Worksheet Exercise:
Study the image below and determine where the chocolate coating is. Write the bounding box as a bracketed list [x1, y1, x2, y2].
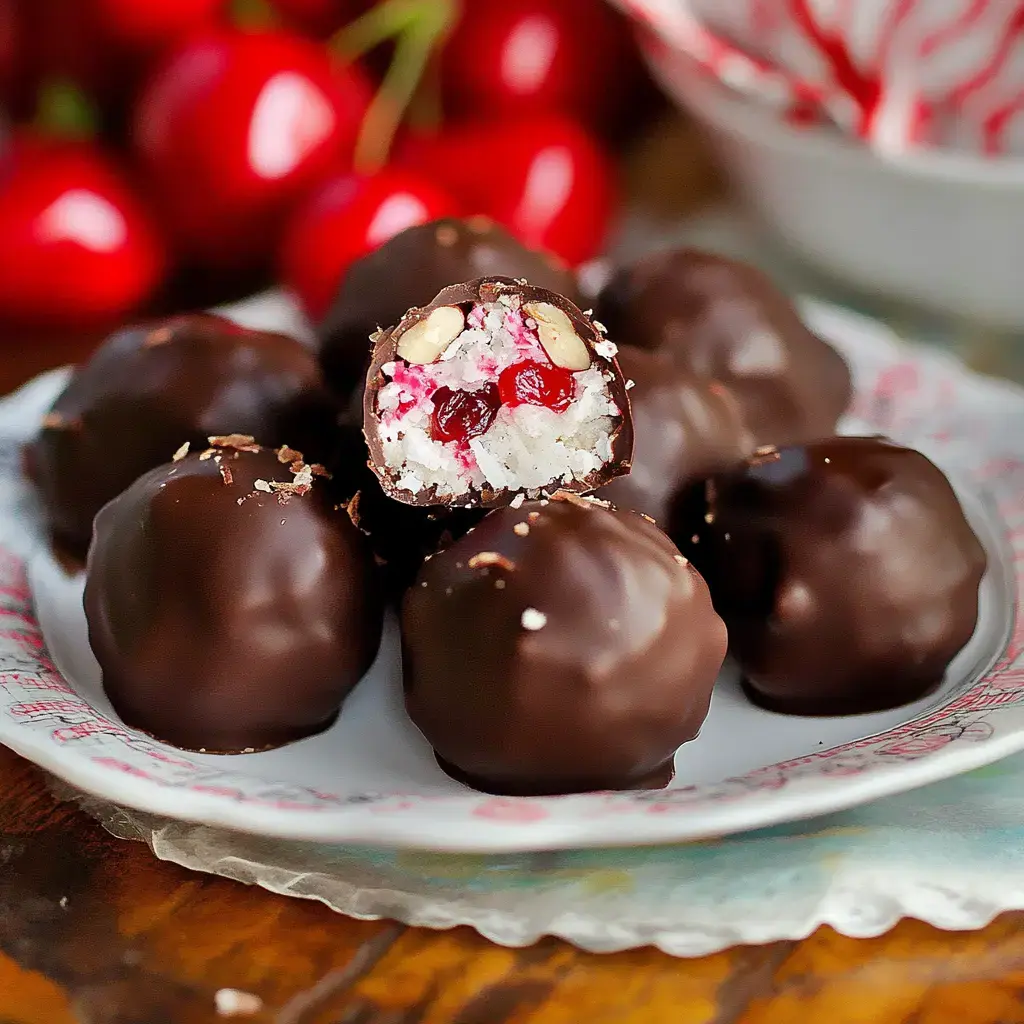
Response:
[682, 437, 987, 716]
[403, 494, 728, 795]
[85, 443, 384, 752]
[28, 313, 336, 561]
[597, 345, 754, 524]
[364, 276, 633, 508]
[318, 217, 580, 403]
[595, 249, 852, 447]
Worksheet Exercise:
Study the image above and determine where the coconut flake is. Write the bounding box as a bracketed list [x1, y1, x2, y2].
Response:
[521, 608, 547, 631]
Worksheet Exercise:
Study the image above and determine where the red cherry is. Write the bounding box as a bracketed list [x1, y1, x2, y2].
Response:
[398, 115, 615, 266]
[498, 360, 574, 412]
[441, 0, 643, 132]
[133, 30, 373, 271]
[281, 168, 458, 320]
[89, 0, 225, 51]
[267, 0, 370, 38]
[430, 384, 501, 444]
[0, 138, 166, 329]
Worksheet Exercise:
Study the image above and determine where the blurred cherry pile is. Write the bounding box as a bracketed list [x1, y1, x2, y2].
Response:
[0, 0, 655, 334]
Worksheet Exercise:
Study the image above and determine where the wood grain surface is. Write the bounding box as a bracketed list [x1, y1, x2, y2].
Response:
[3, 746, 1024, 1024]
[3, 115, 1024, 1024]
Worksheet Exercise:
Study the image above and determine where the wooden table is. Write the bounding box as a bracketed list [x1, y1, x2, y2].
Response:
[5, 120, 1024, 1024]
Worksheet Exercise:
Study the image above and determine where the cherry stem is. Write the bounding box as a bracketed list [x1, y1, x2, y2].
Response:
[34, 79, 98, 141]
[334, 0, 458, 173]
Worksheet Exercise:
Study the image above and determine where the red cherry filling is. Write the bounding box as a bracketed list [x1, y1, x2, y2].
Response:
[498, 361, 575, 411]
[430, 384, 501, 443]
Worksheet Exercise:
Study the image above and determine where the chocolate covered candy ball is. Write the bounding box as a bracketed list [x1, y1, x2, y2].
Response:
[403, 493, 728, 795]
[29, 313, 335, 560]
[85, 440, 384, 752]
[683, 437, 987, 716]
[595, 249, 851, 447]
[597, 345, 754, 524]
[364, 277, 633, 509]
[318, 217, 580, 404]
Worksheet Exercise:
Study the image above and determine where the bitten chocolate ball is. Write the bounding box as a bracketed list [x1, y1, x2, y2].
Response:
[318, 217, 580, 404]
[85, 440, 384, 753]
[28, 313, 335, 561]
[682, 437, 987, 716]
[364, 277, 633, 509]
[595, 249, 852, 447]
[597, 345, 754, 524]
[403, 493, 728, 795]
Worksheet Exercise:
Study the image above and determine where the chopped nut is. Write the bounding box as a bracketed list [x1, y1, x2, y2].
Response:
[40, 412, 78, 431]
[209, 434, 260, 453]
[673, 554, 689, 566]
[509, 493, 525, 509]
[549, 490, 595, 510]
[625, 379, 636, 391]
[214, 988, 264, 1018]
[199, 448, 216, 461]
[276, 445, 304, 465]
[592, 319, 609, 335]
[396, 305, 466, 365]
[468, 552, 516, 572]
[219, 464, 234, 485]
[593, 338, 617, 359]
[523, 301, 590, 370]
[513, 523, 529, 536]
[253, 479, 272, 493]
[435, 223, 459, 247]
[521, 608, 547, 631]
[172, 442, 190, 462]
[528, 511, 540, 521]
[310, 463, 331, 478]
[494, 579, 506, 589]
[143, 326, 173, 347]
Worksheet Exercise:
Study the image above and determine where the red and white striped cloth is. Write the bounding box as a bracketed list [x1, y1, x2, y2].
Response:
[619, 0, 1024, 156]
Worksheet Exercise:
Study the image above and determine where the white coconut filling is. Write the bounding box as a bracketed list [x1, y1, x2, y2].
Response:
[376, 300, 620, 498]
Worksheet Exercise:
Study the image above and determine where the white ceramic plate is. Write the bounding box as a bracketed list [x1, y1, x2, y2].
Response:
[1, 293, 1022, 853]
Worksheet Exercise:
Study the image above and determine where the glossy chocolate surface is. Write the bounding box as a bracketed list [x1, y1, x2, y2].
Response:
[403, 493, 728, 795]
[318, 217, 580, 404]
[595, 249, 852, 447]
[85, 441, 384, 753]
[364, 276, 633, 508]
[597, 345, 754, 524]
[29, 313, 335, 561]
[681, 437, 987, 716]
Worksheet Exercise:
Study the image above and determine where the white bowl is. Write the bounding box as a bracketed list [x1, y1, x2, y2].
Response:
[645, 49, 1024, 329]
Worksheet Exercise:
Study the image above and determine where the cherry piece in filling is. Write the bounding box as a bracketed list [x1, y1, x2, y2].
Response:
[498, 361, 575, 412]
[430, 384, 501, 443]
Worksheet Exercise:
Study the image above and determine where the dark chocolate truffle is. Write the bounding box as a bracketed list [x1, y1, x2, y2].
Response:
[595, 249, 852, 447]
[597, 345, 754, 524]
[318, 217, 580, 404]
[403, 493, 728, 795]
[29, 313, 336, 561]
[364, 277, 633, 508]
[85, 439, 384, 752]
[682, 437, 987, 716]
